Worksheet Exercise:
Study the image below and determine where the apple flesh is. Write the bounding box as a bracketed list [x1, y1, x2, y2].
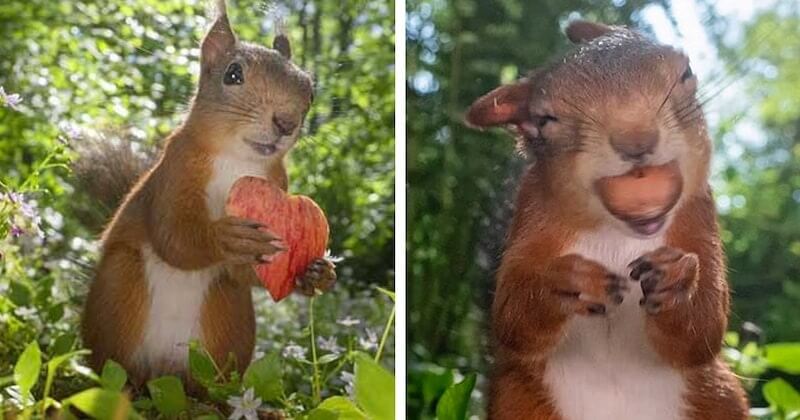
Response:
[225, 176, 329, 301]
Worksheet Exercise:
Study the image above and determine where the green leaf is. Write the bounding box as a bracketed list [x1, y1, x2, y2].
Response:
[146, 376, 188, 418]
[44, 350, 91, 402]
[100, 360, 128, 392]
[50, 333, 77, 356]
[763, 378, 800, 413]
[318, 353, 343, 365]
[307, 408, 338, 420]
[66, 387, 139, 420]
[243, 351, 283, 402]
[374, 286, 395, 301]
[132, 398, 153, 411]
[317, 396, 367, 420]
[189, 342, 217, 385]
[765, 343, 800, 374]
[14, 340, 42, 403]
[435, 373, 476, 420]
[354, 353, 394, 420]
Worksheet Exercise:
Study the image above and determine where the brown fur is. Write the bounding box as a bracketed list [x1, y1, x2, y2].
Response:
[469, 20, 747, 419]
[81, 1, 334, 387]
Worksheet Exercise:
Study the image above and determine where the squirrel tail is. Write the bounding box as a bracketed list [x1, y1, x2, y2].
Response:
[72, 135, 156, 228]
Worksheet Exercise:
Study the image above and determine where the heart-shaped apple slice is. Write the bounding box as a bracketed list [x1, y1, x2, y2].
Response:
[225, 176, 329, 301]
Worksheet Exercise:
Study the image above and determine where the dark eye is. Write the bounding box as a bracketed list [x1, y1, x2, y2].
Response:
[680, 65, 694, 82]
[223, 63, 244, 85]
[537, 115, 558, 128]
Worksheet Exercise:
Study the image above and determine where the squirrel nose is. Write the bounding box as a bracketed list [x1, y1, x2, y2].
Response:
[611, 130, 658, 161]
[273, 115, 298, 137]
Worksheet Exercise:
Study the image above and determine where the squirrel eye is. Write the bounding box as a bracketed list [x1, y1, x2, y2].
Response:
[680, 65, 694, 82]
[223, 63, 244, 85]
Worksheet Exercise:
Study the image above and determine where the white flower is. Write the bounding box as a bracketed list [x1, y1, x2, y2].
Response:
[336, 316, 361, 327]
[317, 336, 344, 355]
[0, 86, 22, 110]
[340, 371, 355, 397]
[282, 341, 307, 361]
[324, 249, 344, 263]
[227, 388, 262, 420]
[59, 121, 83, 140]
[359, 328, 378, 351]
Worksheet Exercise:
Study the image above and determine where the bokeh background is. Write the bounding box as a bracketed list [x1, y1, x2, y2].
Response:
[0, 0, 394, 418]
[407, 0, 800, 417]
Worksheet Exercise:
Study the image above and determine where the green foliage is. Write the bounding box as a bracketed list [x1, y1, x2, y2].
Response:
[146, 376, 188, 418]
[14, 341, 41, 405]
[242, 351, 283, 403]
[726, 332, 800, 419]
[65, 388, 138, 420]
[354, 353, 395, 420]
[435, 373, 475, 420]
[99, 360, 127, 393]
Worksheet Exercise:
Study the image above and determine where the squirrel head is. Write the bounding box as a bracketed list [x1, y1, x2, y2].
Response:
[189, 0, 313, 162]
[466, 21, 710, 237]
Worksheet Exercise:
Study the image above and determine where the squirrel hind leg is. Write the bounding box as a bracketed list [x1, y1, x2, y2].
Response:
[82, 244, 150, 383]
[200, 273, 256, 374]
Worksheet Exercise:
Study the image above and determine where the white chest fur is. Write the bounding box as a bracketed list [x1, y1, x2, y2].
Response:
[542, 226, 687, 420]
[134, 153, 267, 375]
[134, 246, 216, 375]
[204, 153, 269, 220]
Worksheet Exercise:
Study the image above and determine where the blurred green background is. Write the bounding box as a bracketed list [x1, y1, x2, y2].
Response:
[407, 0, 800, 417]
[0, 0, 394, 417]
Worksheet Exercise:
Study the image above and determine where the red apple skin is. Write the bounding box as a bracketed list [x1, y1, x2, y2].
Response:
[225, 176, 329, 301]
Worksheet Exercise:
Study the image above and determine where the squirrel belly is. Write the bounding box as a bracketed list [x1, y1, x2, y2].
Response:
[81, 146, 273, 384]
[542, 226, 685, 420]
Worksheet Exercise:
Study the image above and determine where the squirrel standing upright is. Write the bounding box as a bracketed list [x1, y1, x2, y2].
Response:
[81, 1, 335, 386]
[466, 21, 748, 420]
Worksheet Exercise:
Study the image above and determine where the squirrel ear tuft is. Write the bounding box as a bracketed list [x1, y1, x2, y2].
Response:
[465, 79, 532, 129]
[565, 20, 614, 44]
[273, 34, 291, 59]
[201, 2, 237, 66]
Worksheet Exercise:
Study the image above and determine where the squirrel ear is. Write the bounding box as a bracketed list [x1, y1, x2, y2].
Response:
[565, 20, 614, 43]
[273, 34, 291, 59]
[201, 2, 237, 66]
[465, 79, 532, 129]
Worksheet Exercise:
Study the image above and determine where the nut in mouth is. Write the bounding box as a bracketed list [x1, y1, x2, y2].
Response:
[594, 160, 683, 237]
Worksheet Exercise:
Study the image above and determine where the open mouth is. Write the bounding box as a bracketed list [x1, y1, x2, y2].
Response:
[245, 139, 279, 156]
[594, 160, 682, 237]
[624, 213, 667, 236]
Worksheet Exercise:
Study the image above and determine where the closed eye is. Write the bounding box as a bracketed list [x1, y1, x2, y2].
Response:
[537, 115, 559, 128]
[680, 65, 694, 83]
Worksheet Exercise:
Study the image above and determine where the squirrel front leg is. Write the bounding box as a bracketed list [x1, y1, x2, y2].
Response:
[493, 251, 628, 359]
[630, 194, 728, 367]
[146, 186, 284, 271]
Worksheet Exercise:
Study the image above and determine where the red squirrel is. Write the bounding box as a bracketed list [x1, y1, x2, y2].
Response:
[81, 1, 336, 386]
[466, 21, 748, 420]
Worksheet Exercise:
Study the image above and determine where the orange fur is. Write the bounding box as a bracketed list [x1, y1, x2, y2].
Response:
[80, 2, 322, 388]
[474, 20, 747, 420]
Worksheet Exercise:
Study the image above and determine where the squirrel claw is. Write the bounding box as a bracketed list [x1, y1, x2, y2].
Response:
[296, 258, 336, 296]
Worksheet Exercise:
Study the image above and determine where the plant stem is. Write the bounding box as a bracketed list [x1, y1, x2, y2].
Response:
[374, 302, 395, 363]
[309, 296, 321, 405]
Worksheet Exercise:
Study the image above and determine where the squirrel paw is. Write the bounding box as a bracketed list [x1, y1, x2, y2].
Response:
[296, 258, 337, 296]
[213, 216, 285, 265]
[550, 254, 629, 316]
[629, 246, 699, 314]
